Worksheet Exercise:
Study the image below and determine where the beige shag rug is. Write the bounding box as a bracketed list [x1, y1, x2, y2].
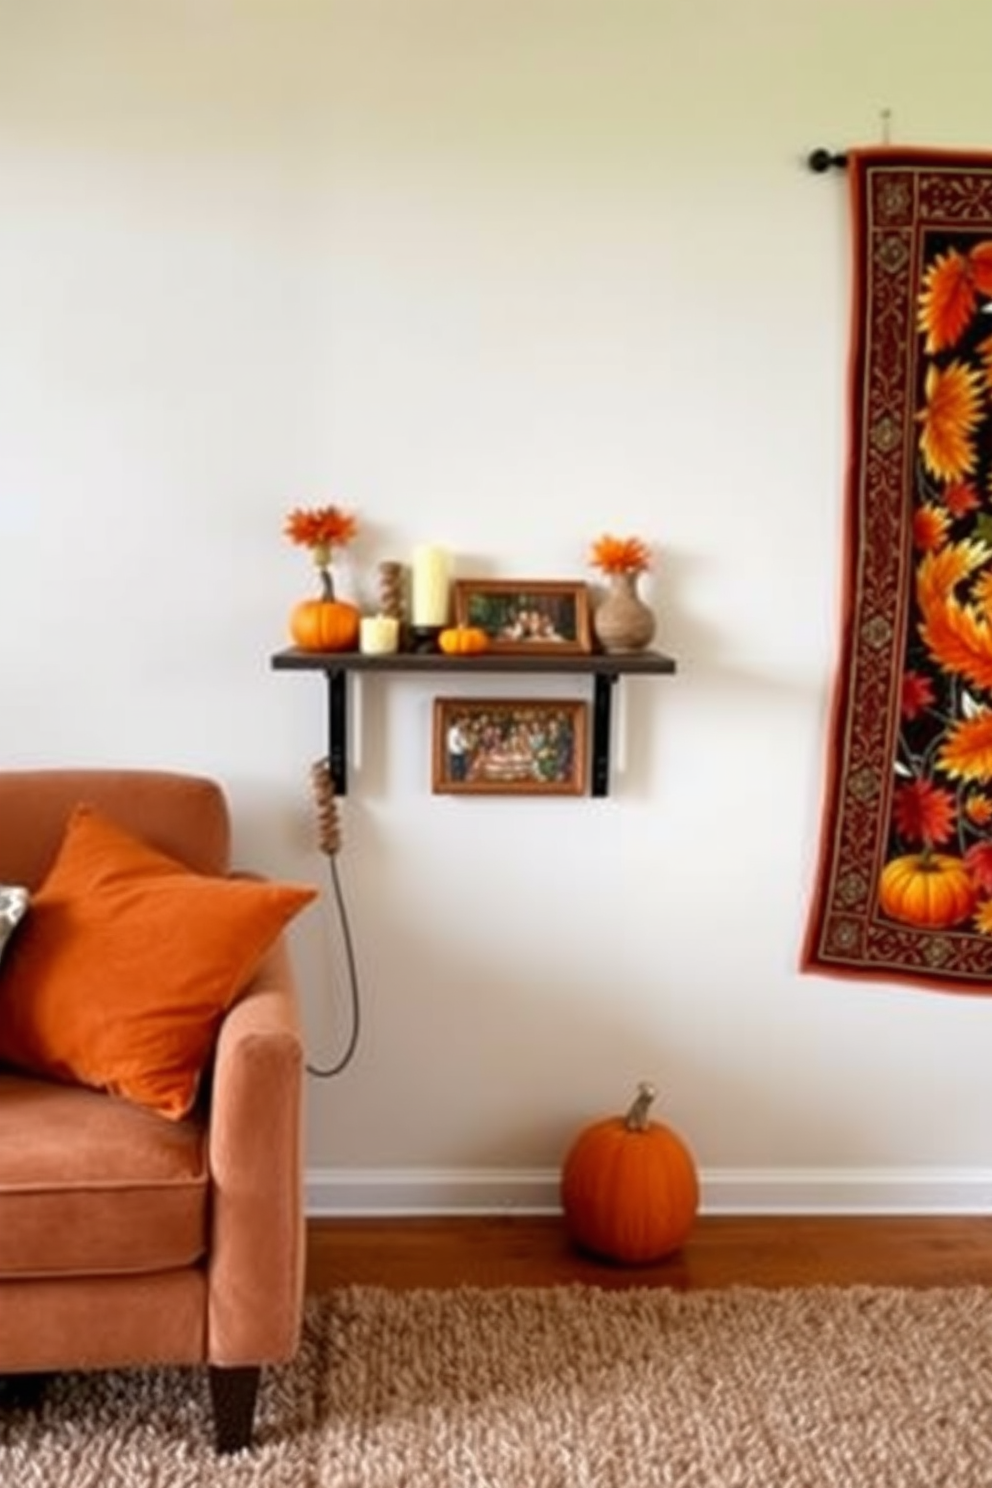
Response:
[3, 1284, 992, 1485]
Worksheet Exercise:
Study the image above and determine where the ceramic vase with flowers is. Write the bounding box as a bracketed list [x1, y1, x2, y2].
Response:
[284, 504, 361, 652]
[589, 534, 656, 653]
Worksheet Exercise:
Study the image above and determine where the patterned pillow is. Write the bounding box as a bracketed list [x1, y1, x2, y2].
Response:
[0, 887, 28, 966]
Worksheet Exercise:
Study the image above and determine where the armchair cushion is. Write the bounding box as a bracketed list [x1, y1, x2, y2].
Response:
[0, 1074, 208, 1278]
[0, 803, 315, 1120]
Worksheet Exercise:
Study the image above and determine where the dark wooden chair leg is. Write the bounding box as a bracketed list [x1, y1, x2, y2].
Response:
[208, 1364, 260, 1453]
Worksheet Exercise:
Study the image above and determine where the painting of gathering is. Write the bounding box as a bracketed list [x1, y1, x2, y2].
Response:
[432, 699, 587, 795]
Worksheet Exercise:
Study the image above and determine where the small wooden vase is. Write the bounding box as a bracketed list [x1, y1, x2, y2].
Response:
[593, 572, 656, 653]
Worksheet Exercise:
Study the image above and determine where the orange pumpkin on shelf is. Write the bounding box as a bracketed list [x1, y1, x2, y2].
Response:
[289, 598, 360, 653]
[560, 1082, 699, 1265]
[878, 851, 976, 929]
[438, 625, 490, 656]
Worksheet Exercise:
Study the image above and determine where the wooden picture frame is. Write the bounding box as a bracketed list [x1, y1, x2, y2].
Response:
[432, 697, 588, 796]
[453, 579, 592, 655]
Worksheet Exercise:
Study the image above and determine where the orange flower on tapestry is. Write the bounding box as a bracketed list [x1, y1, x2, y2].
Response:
[943, 481, 981, 518]
[916, 362, 983, 483]
[965, 793, 992, 826]
[938, 713, 992, 783]
[918, 244, 992, 354]
[891, 779, 956, 847]
[915, 543, 992, 692]
[912, 504, 950, 552]
[900, 670, 935, 721]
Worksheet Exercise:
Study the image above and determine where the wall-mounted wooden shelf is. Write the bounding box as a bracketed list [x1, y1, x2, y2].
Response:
[270, 647, 677, 798]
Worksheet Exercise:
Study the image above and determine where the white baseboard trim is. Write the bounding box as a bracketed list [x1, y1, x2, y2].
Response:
[305, 1166, 992, 1218]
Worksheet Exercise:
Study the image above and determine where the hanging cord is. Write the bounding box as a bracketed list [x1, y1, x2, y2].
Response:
[306, 758, 361, 1077]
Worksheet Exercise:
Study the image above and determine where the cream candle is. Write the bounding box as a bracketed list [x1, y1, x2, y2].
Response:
[359, 615, 400, 655]
[411, 544, 450, 627]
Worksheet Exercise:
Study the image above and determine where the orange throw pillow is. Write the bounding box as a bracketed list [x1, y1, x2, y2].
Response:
[0, 804, 316, 1119]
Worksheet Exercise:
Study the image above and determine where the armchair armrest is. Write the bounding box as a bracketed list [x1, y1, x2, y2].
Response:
[206, 932, 305, 1366]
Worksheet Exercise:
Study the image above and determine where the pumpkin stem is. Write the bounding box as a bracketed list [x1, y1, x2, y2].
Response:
[318, 566, 335, 601]
[624, 1081, 657, 1132]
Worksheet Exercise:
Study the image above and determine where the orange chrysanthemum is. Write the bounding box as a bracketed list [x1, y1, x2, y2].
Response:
[943, 481, 981, 519]
[965, 793, 992, 826]
[916, 361, 983, 484]
[918, 243, 992, 354]
[900, 670, 935, 722]
[973, 898, 992, 935]
[284, 505, 358, 572]
[937, 712, 992, 783]
[284, 505, 357, 550]
[912, 503, 951, 553]
[589, 535, 651, 575]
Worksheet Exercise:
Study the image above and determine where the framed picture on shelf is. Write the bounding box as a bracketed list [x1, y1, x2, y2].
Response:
[453, 579, 592, 655]
[432, 697, 588, 796]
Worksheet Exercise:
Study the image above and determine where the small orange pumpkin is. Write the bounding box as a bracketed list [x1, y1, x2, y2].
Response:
[878, 851, 976, 929]
[561, 1083, 699, 1265]
[438, 625, 490, 656]
[290, 598, 360, 653]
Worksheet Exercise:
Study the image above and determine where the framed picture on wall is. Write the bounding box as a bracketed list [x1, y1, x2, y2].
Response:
[453, 579, 592, 655]
[432, 697, 588, 796]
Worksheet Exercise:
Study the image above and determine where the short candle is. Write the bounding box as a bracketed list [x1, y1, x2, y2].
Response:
[359, 615, 400, 655]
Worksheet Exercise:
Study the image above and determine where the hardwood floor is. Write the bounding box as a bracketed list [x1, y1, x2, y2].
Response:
[306, 1214, 992, 1292]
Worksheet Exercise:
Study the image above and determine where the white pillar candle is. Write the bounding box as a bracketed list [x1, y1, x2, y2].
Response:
[411, 544, 451, 627]
[359, 615, 400, 655]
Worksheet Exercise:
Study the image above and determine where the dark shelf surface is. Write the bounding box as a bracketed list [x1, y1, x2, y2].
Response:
[270, 647, 677, 676]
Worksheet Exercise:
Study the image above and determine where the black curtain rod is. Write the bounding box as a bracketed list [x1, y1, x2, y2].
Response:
[808, 148, 848, 173]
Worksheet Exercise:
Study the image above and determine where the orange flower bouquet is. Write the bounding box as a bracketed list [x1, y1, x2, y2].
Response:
[284, 504, 358, 600]
[587, 533, 655, 653]
[588, 534, 652, 576]
[283, 504, 360, 653]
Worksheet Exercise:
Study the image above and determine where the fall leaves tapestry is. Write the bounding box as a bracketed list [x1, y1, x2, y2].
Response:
[803, 147, 992, 994]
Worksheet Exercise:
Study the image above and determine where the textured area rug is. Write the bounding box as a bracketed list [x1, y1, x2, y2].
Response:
[4, 1285, 992, 1485]
[804, 146, 992, 992]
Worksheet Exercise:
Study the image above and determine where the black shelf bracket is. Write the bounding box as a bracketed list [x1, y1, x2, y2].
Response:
[325, 668, 348, 795]
[591, 672, 618, 798]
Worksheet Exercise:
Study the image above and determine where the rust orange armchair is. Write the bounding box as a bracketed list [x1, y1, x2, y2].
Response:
[0, 769, 308, 1451]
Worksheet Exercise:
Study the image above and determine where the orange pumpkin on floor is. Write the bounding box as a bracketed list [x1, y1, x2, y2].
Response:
[561, 1083, 699, 1265]
[290, 598, 360, 653]
[878, 851, 976, 929]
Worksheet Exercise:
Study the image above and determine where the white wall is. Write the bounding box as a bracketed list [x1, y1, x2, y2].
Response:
[4, 0, 992, 1213]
